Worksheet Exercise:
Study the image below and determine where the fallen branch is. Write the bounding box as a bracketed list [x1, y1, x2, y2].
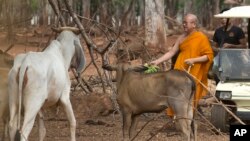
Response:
[4, 44, 14, 53]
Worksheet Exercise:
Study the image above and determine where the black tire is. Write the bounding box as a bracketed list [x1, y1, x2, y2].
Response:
[211, 104, 229, 132]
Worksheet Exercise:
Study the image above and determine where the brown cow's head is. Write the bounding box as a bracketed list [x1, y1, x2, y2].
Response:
[102, 62, 147, 85]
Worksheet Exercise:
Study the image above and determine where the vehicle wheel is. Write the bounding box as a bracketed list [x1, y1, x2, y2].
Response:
[211, 104, 229, 132]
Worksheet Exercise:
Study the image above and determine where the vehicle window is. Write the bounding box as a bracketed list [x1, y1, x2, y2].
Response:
[217, 49, 250, 81]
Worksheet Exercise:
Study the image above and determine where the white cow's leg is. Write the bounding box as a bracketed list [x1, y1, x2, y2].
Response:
[3, 117, 9, 141]
[38, 111, 46, 141]
[8, 72, 19, 141]
[21, 111, 39, 141]
[9, 103, 18, 141]
[9, 114, 18, 141]
[60, 88, 76, 141]
[21, 95, 44, 141]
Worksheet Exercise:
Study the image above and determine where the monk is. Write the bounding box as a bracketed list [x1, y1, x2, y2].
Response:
[151, 13, 214, 117]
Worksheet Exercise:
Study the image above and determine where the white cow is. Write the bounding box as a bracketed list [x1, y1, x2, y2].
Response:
[8, 28, 86, 141]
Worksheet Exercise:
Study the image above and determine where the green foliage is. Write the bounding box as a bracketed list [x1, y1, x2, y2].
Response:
[144, 64, 160, 74]
[30, 0, 38, 12]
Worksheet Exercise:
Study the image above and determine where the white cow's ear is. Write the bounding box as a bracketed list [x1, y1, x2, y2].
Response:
[73, 39, 86, 73]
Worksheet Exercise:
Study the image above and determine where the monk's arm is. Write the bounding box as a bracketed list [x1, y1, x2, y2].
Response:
[151, 48, 178, 65]
[184, 55, 208, 65]
[151, 35, 183, 65]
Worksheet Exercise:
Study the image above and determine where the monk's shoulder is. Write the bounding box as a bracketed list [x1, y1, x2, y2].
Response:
[196, 31, 208, 38]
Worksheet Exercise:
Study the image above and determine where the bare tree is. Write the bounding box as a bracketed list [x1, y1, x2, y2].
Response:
[184, 0, 194, 14]
[119, 0, 136, 33]
[3, 0, 14, 42]
[144, 0, 167, 59]
[82, 0, 90, 26]
[165, 0, 179, 29]
[99, 0, 112, 26]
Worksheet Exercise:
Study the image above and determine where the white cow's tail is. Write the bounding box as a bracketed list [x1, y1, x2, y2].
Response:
[15, 65, 28, 141]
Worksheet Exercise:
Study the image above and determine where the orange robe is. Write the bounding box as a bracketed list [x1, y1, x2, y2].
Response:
[167, 31, 214, 116]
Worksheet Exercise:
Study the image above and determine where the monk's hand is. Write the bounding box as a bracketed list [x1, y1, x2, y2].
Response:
[149, 60, 159, 66]
[184, 59, 194, 66]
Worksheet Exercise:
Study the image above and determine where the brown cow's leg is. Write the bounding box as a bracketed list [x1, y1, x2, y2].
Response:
[176, 118, 191, 141]
[190, 120, 197, 141]
[122, 111, 132, 141]
[129, 115, 140, 139]
[172, 101, 192, 141]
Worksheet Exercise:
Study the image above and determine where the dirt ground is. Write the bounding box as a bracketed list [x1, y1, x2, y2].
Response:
[0, 28, 229, 141]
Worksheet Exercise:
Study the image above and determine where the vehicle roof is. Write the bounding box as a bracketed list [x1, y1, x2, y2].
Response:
[214, 6, 250, 18]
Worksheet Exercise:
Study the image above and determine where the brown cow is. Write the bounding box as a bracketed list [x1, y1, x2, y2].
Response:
[103, 63, 196, 141]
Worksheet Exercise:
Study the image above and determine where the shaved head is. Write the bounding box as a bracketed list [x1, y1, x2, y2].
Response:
[185, 14, 198, 25]
[183, 13, 198, 34]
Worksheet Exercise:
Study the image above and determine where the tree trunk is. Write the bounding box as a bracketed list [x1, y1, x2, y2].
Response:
[37, 0, 49, 26]
[145, 0, 166, 57]
[165, 0, 179, 29]
[120, 0, 136, 33]
[4, 0, 14, 42]
[99, 0, 112, 25]
[213, 0, 220, 29]
[82, 0, 90, 26]
[139, 0, 145, 26]
[184, 0, 194, 14]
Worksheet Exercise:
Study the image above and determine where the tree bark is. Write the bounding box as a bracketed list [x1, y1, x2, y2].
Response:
[165, 0, 179, 29]
[184, 0, 194, 14]
[119, 0, 136, 33]
[145, 0, 166, 55]
[99, 0, 112, 26]
[82, 0, 90, 26]
[4, 0, 14, 42]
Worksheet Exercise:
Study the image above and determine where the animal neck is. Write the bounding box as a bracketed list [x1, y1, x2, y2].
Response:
[116, 70, 134, 89]
[44, 40, 74, 70]
[61, 43, 75, 70]
[56, 31, 77, 70]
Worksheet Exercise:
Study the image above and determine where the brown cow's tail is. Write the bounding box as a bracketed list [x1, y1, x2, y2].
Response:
[15, 65, 28, 141]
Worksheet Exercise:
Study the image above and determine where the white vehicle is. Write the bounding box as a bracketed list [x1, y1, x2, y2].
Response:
[211, 6, 250, 132]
